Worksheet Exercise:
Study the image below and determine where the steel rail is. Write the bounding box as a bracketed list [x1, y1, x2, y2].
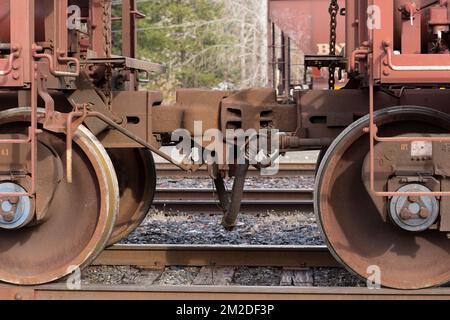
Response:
[156, 163, 317, 178]
[153, 189, 314, 213]
[156, 188, 313, 200]
[2, 284, 450, 300]
[94, 244, 337, 269]
[2, 245, 450, 300]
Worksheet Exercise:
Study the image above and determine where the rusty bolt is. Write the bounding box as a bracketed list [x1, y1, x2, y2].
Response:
[8, 197, 19, 204]
[419, 208, 432, 219]
[383, 70, 390, 76]
[409, 196, 420, 203]
[12, 72, 20, 80]
[114, 116, 124, 125]
[2, 212, 15, 222]
[400, 208, 412, 220]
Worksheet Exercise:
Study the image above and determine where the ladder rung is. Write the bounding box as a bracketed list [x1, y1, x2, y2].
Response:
[0, 138, 30, 144]
[0, 192, 30, 197]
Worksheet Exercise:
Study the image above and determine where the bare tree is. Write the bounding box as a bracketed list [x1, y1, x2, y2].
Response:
[221, 0, 268, 88]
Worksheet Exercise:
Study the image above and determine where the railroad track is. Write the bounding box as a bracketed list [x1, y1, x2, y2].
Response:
[94, 244, 337, 269]
[154, 189, 314, 213]
[2, 284, 450, 300]
[1, 244, 449, 300]
[156, 162, 317, 178]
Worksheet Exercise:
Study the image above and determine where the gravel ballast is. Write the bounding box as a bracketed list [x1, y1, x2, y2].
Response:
[124, 176, 320, 245]
[157, 177, 315, 191]
[81, 175, 365, 287]
[123, 210, 323, 246]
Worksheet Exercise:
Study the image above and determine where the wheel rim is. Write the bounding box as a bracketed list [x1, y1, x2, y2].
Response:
[315, 106, 450, 289]
[0, 108, 119, 285]
[107, 148, 156, 245]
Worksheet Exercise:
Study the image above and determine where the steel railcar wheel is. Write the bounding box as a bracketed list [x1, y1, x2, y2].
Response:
[0, 108, 119, 285]
[315, 106, 450, 289]
[106, 148, 156, 245]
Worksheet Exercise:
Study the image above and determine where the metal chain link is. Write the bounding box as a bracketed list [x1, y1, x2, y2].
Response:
[101, 0, 113, 107]
[101, 0, 112, 58]
[328, 0, 339, 90]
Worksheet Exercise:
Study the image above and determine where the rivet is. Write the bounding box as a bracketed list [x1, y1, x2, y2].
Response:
[12, 61, 20, 70]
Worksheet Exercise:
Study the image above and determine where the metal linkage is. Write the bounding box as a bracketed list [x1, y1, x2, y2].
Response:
[328, 0, 339, 90]
[65, 108, 197, 179]
[33, 46, 80, 78]
[0, 46, 21, 76]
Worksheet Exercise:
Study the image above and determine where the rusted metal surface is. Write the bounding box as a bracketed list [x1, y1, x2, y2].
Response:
[221, 164, 249, 229]
[361, 110, 450, 220]
[106, 148, 156, 246]
[221, 88, 297, 133]
[308, 0, 450, 290]
[268, 0, 346, 90]
[95, 244, 336, 269]
[0, 108, 119, 285]
[156, 162, 317, 178]
[268, 0, 345, 55]
[99, 90, 162, 148]
[316, 107, 450, 290]
[4, 0, 450, 290]
[2, 284, 450, 300]
[153, 188, 314, 214]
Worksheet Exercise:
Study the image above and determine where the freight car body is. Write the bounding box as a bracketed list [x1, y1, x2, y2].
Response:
[0, 0, 450, 290]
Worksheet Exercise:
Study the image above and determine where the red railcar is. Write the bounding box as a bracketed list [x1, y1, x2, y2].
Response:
[0, 0, 449, 289]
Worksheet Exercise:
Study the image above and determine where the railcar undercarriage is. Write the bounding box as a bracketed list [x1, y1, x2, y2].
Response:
[0, 0, 450, 289]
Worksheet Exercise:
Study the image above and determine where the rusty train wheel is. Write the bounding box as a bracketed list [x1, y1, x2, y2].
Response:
[315, 106, 450, 289]
[0, 108, 119, 285]
[106, 148, 156, 246]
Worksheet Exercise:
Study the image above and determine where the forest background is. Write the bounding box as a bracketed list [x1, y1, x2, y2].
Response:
[112, 0, 269, 100]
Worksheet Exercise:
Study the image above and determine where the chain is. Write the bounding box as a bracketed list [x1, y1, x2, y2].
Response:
[328, 0, 339, 90]
[101, 0, 113, 107]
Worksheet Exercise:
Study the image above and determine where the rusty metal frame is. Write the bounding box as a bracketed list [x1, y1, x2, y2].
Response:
[0, 46, 20, 76]
[0, 0, 37, 198]
[90, 0, 109, 57]
[66, 110, 197, 173]
[33, 45, 80, 77]
[0, 64, 39, 198]
[3, 283, 450, 300]
[366, 1, 450, 197]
